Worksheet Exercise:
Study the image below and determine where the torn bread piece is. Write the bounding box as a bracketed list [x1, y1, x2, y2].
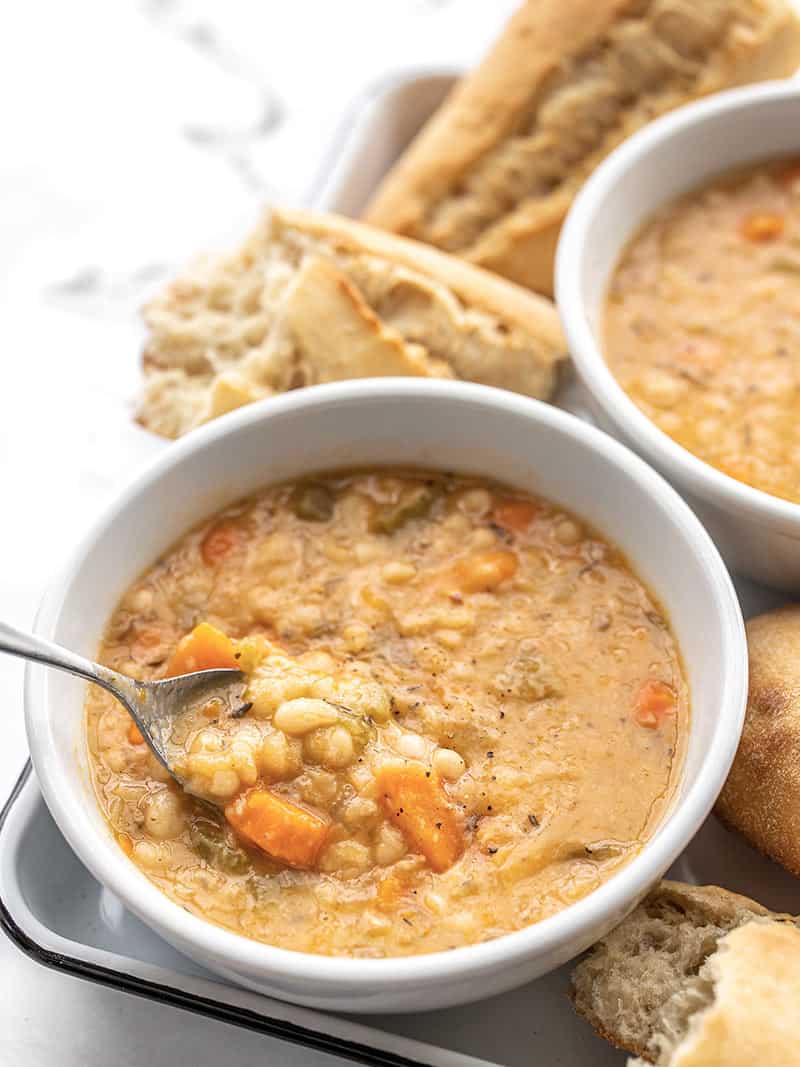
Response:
[631, 922, 800, 1066]
[363, 0, 800, 296]
[280, 255, 452, 381]
[139, 207, 566, 438]
[571, 881, 800, 1065]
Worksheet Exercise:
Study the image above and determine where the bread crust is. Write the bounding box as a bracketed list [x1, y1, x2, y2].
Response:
[716, 605, 800, 877]
[363, 0, 800, 296]
[640, 880, 775, 925]
[272, 208, 564, 352]
[364, 0, 628, 240]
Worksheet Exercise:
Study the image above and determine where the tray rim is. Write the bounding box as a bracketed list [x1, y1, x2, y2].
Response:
[301, 63, 460, 210]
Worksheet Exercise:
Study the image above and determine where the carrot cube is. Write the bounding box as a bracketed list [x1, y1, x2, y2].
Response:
[739, 212, 784, 242]
[376, 763, 463, 873]
[200, 521, 241, 565]
[165, 622, 240, 677]
[492, 498, 538, 533]
[634, 680, 676, 729]
[225, 789, 330, 869]
[127, 721, 146, 746]
[451, 549, 518, 593]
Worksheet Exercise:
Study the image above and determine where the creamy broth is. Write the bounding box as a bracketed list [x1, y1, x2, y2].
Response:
[86, 470, 687, 957]
[605, 158, 800, 504]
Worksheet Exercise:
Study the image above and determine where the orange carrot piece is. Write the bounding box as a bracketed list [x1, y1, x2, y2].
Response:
[739, 212, 784, 242]
[165, 622, 240, 677]
[200, 521, 241, 565]
[634, 680, 676, 729]
[492, 498, 537, 533]
[127, 721, 146, 746]
[225, 789, 330, 869]
[451, 549, 518, 594]
[116, 832, 134, 857]
[376, 763, 464, 873]
[375, 873, 406, 909]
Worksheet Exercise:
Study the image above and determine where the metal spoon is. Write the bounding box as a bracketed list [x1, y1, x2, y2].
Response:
[0, 620, 246, 789]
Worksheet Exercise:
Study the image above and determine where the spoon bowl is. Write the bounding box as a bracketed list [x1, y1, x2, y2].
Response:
[0, 619, 245, 794]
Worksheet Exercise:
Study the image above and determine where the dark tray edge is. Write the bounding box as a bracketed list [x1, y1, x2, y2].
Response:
[0, 760, 431, 1067]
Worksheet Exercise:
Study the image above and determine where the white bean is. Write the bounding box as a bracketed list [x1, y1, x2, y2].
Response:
[457, 488, 491, 517]
[305, 725, 355, 770]
[435, 629, 463, 649]
[318, 839, 372, 874]
[424, 891, 447, 916]
[381, 561, 415, 584]
[208, 770, 240, 798]
[342, 796, 379, 828]
[433, 747, 466, 781]
[554, 518, 582, 547]
[129, 587, 154, 613]
[395, 732, 427, 760]
[134, 840, 170, 871]
[274, 698, 340, 736]
[258, 731, 298, 780]
[143, 790, 185, 839]
[298, 650, 336, 673]
[341, 622, 371, 653]
[638, 368, 687, 408]
[374, 824, 407, 866]
[300, 769, 338, 807]
[470, 528, 497, 549]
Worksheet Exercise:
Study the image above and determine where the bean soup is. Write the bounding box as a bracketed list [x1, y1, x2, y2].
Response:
[86, 470, 687, 957]
[605, 158, 800, 503]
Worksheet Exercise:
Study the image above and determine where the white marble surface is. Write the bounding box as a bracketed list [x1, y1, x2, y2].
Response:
[0, 2, 519, 1063]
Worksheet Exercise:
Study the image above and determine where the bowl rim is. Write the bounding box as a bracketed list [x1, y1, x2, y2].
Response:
[556, 78, 800, 535]
[25, 378, 747, 990]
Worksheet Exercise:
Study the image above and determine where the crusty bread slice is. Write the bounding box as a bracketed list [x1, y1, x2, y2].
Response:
[571, 881, 799, 1064]
[139, 207, 566, 439]
[363, 0, 800, 296]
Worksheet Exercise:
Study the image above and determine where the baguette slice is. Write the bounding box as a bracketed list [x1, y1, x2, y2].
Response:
[139, 207, 565, 439]
[363, 0, 800, 296]
[571, 881, 800, 1065]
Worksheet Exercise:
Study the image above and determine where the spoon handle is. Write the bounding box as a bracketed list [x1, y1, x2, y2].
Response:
[0, 620, 134, 704]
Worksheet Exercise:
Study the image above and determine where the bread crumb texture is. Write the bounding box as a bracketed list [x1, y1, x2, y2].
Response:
[652, 921, 800, 1066]
[138, 208, 565, 438]
[570, 881, 787, 1061]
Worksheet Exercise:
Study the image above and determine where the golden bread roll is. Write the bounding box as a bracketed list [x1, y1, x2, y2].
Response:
[716, 605, 800, 876]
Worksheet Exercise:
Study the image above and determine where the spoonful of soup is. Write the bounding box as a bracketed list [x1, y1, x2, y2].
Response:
[0, 619, 247, 787]
[6, 616, 466, 875]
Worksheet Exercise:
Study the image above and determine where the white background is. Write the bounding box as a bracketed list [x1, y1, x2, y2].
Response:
[0, 2, 521, 1064]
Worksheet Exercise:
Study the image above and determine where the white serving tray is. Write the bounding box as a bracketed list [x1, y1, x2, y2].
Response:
[3, 69, 800, 1067]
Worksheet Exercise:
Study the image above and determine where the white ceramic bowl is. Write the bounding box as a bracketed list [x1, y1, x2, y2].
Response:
[25, 379, 745, 1013]
[557, 80, 800, 591]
